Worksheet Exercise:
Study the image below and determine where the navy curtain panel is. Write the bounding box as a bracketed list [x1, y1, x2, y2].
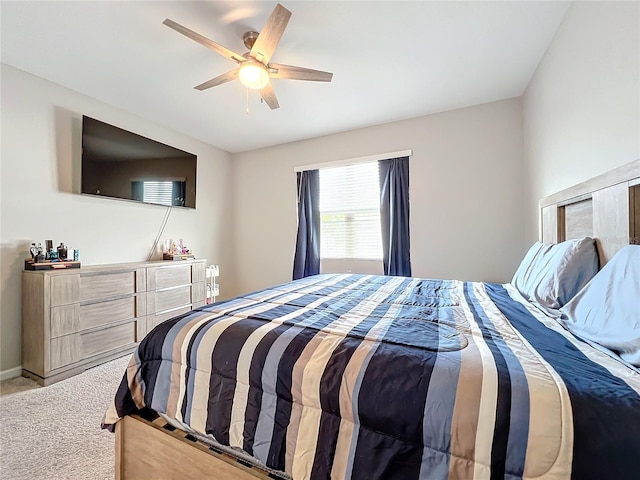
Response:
[379, 157, 411, 277]
[292, 169, 321, 280]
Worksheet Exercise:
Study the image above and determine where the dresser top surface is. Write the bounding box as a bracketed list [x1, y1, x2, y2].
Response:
[23, 258, 206, 276]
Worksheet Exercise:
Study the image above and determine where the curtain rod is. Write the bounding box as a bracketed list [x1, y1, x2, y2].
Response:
[293, 149, 412, 173]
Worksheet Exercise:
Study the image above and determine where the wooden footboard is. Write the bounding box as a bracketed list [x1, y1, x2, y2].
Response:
[115, 414, 279, 480]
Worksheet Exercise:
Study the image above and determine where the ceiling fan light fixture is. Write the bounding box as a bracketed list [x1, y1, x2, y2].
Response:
[238, 62, 270, 90]
[163, 4, 332, 110]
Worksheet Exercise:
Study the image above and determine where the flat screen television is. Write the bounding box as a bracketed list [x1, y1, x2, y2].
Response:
[81, 116, 197, 208]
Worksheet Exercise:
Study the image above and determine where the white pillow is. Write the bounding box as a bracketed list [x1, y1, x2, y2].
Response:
[512, 238, 599, 312]
[560, 245, 640, 367]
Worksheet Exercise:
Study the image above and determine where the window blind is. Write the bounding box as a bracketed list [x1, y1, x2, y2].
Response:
[319, 162, 382, 260]
[143, 181, 173, 206]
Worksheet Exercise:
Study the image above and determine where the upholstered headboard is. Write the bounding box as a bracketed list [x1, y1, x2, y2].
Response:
[539, 159, 640, 267]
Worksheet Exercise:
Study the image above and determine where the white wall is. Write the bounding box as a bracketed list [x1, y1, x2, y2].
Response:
[232, 98, 525, 296]
[523, 1, 640, 242]
[0, 65, 235, 375]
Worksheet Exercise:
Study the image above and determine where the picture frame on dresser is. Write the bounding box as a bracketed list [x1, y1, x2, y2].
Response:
[22, 258, 206, 386]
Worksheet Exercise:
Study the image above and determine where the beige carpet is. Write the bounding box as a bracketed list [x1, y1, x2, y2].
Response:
[0, 356, 130, 480]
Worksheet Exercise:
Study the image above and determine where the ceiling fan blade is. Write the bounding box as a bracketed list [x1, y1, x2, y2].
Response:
[260, 83, 280, 110]
[250, 4, 291, 64]
[269, 63, 333, 82]
[163, 19, 245, 64]
[194, 69, 239, 91]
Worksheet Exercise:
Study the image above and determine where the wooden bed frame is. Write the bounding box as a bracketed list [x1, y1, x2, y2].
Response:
[115, 159, 640, 479]
[115, 414, 283, 480]
[539, 159, 639, 265]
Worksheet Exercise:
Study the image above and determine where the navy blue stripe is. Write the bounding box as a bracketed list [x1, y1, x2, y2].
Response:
[141, 324, 176, 406]
[463, 283, 511, 480]
[181, 320, 211, 421]
[353, 429, 424, 480]
[464, 284, 531, 478]
[352, 280, 444, 478]
[266, 284, 376, 468]
[310, 411, 341, 480]
[485, 284, 640, 480]
[242, 323, 293, 455]
[108, 371, 138, 431]
[310, 283, 407, 479]
[204, 318, 267, 444]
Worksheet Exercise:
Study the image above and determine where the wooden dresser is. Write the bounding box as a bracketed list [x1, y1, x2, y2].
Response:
[22, 259, 206, 385]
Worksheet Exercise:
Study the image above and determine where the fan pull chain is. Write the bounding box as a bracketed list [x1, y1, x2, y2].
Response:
[246, 87, 250, 115]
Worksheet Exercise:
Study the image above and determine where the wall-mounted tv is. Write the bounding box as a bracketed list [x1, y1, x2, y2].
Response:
[81, 116, 197, 208]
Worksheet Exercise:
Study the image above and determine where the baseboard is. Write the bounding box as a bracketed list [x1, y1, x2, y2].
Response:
[0, 366, 23, 382]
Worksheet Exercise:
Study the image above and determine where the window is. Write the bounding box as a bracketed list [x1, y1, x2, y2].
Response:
[319, 162, 382, 260]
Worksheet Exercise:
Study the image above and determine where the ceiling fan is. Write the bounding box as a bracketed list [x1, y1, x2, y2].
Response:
[163, 3, 333, 110]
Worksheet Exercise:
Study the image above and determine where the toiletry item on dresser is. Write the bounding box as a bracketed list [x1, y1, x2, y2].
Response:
[57, 243, 68, 260]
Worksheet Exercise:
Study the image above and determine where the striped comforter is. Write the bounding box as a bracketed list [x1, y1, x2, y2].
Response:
[103, 274, 640, 479]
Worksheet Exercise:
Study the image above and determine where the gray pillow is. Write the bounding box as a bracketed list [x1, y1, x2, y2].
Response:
[511, 241, 546, 295]
[512, 238, 599, 312]
[560, 245, 640, 367]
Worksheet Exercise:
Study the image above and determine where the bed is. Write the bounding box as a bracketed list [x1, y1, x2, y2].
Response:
[104, 159, 640, 479]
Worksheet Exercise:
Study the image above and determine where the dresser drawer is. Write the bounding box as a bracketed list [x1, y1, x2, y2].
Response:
[80, 296, 137, 331]
[192, 262, 206, 283]
[154, 305, 192, 324]
[81, 322, 136, 359]
[81, 271, 136, 302]
[139, 305, 192, 339]
[50, 321, 136, 370]
[192, 282, 206, 304]
[148, 265, 191, 290]
[50, 334, 81, 370]
[51, 295, 145, 338]
[147, 285, 192, 314]
[50, 275, 80, 306]
[51, 304, 79, 338]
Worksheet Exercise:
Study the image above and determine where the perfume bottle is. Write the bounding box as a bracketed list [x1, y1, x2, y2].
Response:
[57, 243, 68, 260]
[36, 243, 45, 263]
[45, 239, 53, 260]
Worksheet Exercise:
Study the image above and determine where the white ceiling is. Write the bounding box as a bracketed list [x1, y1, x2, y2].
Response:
[1, 1, 570, 153]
